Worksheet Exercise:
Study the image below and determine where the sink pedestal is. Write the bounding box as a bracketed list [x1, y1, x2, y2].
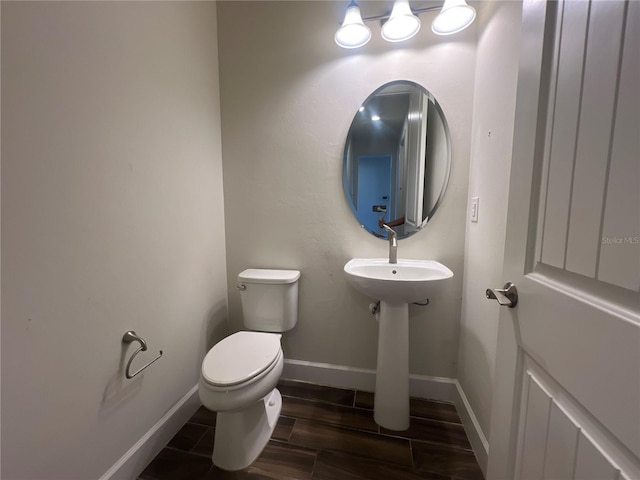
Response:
[374, 301, 410, 431]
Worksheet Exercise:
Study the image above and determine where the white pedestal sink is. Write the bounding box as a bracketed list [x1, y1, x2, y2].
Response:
[344, 258, 453, 430]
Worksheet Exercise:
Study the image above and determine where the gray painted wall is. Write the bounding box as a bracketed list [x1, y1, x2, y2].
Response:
[458, 0, 523, 441]
[217, 1, 475, 378]
[1, 3, 228, 478]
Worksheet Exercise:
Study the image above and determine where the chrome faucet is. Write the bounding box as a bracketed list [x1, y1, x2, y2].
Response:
[382, 225, 398, 264]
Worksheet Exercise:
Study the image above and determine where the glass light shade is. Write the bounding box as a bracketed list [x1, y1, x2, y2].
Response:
[335, 3, 372, 49]
[431, 0, 476, 35]
[381, 0, 421, 43]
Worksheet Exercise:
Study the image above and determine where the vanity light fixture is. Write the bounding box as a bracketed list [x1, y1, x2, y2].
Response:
[335, 1, 372, 49]
[431, 0, 476, 35]
[335, 0, 475, 49]
[381, 0, 421, 43]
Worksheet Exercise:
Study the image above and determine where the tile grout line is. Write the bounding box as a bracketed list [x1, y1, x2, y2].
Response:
[187, 425, 210, 455]
[286, 418, 296, 442]
[309, 448, 320, 479]
[409, 438, 416, 472]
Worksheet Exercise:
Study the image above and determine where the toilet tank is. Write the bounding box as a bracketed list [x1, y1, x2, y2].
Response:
[238, 269, 301, 332]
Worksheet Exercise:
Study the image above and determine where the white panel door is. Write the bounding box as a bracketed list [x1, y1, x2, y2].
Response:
[487, 1, 639, 479]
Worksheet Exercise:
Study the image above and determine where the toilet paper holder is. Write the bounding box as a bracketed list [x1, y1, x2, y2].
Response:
[122, 331, 163, 379]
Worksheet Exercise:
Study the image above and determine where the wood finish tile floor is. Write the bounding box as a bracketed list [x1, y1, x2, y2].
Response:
[138, 380, 484, 480]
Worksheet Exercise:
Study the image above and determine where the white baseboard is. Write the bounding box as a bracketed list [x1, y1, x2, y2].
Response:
[453, 380, 489, 476]
[282, 358, 458, 401]
[282, 359, 488, 475]
[98, 384, 201, 480]
[282, 359, 377, 392]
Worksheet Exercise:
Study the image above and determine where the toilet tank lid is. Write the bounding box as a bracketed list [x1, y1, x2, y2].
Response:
[238, 269, 300, 284]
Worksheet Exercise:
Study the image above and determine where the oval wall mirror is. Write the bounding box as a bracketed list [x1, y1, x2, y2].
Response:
[342, 80, 451, 239]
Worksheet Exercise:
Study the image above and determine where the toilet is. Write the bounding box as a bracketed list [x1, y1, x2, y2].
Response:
[198, 268, 300, 471]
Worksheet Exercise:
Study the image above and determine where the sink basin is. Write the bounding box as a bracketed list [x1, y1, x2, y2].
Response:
[344, 258, 453, 304]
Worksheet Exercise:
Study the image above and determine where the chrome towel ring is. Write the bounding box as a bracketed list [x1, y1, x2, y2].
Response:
[122, 331, 163, 379]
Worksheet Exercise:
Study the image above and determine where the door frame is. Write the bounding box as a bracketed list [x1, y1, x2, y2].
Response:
[486, 1, 556, 477]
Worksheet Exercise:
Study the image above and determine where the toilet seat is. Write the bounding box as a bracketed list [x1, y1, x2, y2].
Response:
[201, 331, 282, 387]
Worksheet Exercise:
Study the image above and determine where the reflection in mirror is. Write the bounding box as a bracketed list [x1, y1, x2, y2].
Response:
[342, 81, 451, 240]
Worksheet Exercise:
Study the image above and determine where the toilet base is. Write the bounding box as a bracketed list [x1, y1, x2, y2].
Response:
[212, 388, 282, 471]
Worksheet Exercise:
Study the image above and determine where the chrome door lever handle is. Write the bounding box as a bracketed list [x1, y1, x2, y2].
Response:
[486, 282, 518, 308]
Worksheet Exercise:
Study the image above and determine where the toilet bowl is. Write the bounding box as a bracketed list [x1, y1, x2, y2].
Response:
[199, 331, 284, 471]
[198, 268, 300, 471]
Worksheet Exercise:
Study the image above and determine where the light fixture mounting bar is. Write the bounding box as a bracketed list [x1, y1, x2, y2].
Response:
[359, 5, 441, 24]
